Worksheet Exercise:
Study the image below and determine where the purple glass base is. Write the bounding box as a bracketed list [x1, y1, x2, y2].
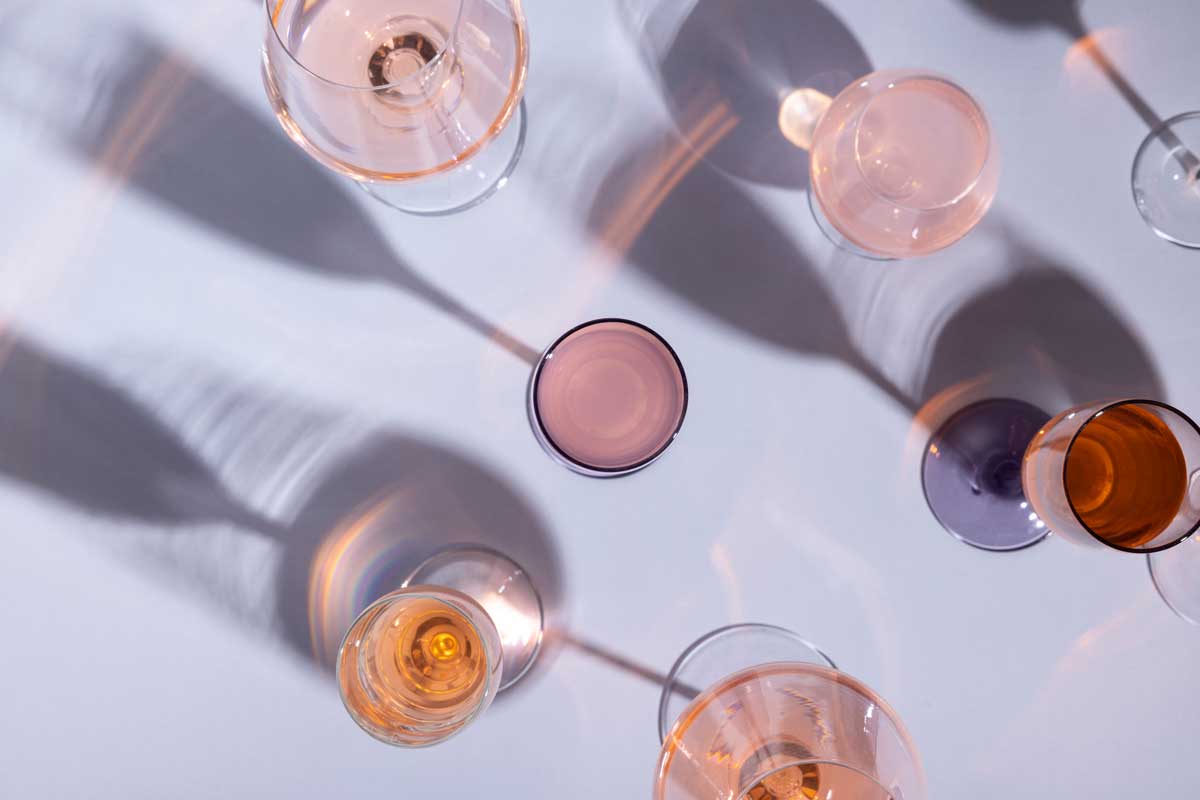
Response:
[922, 398, 1052, 551]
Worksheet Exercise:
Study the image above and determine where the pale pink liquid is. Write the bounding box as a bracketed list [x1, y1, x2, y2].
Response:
[534, 321, 686, 472]
[810, 73, 998, 257]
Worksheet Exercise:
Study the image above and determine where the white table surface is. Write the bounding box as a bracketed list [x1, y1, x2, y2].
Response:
[1, 0, 1198, 797]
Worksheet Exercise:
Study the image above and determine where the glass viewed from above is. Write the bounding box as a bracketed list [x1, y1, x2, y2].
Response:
[529, 320, 688, 478]
[261, 0, 529, 214]
[1150, 535, 1200, 626]
[924, 398, 1200, 554]
[336, 547, 543, 746]
[1132, 111, 1200, 249]
[806, 69, 999, 259]
[655, 625, 926, 800]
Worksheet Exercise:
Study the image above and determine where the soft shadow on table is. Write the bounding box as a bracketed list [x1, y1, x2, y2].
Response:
[275, 434, 566, 701]
[622, 0, 871, 188]
[961, 0, 1195, 170]
[0, 333, 566, 695]
[0, 8, 538, 366]
[0, 337, 279, 536]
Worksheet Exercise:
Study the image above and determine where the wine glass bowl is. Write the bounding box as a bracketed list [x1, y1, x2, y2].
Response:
[261, 0, 529, 214]
[336, 546, 543, 746]
[809, 69, 999, 259]
[656, 657, 926, 800]
[1132, 111, 1200, 249]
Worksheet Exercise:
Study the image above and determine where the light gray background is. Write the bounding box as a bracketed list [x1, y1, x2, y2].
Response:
[0, 0, 1197, 797]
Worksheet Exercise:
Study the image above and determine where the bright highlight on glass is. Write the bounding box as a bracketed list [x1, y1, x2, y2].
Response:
[337, 547, 542, 746]
[655, 624, 926, 800]
[780, 69, 999, 259]
[261, 0, 529, 214]
[529, 319, 688, 478]
[923, 398, 1200, 553]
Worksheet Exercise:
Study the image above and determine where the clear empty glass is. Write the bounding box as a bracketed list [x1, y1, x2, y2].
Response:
[923, 398, 1200, 553]
[1132, 111, 1200, 249]
[262, 0, 529, 215]
[1149, 536, 1200, 626]
[656, 624, 927, 800]
[337, 546, 543, 746]
[528, 319, 688, 478]
[804, 69, 999, 259]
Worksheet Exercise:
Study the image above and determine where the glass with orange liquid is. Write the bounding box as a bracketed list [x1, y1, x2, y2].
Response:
[923, 398, 1200, 553]
[655, 624, 927, 800]
[337, 546, 543, 746]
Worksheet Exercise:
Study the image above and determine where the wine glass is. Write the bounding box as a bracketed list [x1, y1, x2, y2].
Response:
[527, 319, 688, 478]
[1149, 536, 1200, 626]
[655, 624, 927, 800]
[780, 69, 999, 260]
[923, 398, 1200, 553]
[1132, 112, 1200, 249]
[261, 0, 529, 215]
[337, 546, 543, 746]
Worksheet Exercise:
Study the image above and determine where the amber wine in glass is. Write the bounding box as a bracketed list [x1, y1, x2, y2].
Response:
[336, 547, 543, 746]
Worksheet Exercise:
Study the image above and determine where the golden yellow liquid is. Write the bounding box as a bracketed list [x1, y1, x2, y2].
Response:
[1065, 405, 1188, 549]
[743, 764, 821, 800]
[338, 595, 489, 739]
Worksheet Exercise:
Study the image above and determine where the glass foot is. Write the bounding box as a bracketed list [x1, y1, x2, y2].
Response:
[806, 184, 895, 261]
[657, 623, 834, 743]
[922, 398, 1052, 551]
[403, 546, 543, 690]
[1132, 110, 1200, 249]
[359, 99, 527, 216]
[1149, 537, 1200, 625]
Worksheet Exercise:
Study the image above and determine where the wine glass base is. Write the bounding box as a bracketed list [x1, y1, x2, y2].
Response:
[806, 184, 895, 262]
[1132, 110, 1200, 249]
[922, 398, 1052, 551]
[403, 546, 544, 690]
[657, 623, 835, 743]
[358, 100, 527, 216]
[1148, 538, 1200, 625]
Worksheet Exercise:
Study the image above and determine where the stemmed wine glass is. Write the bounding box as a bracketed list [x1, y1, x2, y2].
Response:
[336, 546, 543, 746]
[1132, 113, 1200, 249]
[780, 69, 1000, 260]
[261, 0, 529, 215]
[527, 319, 688, 478]
[655, 624, 927, 800]
[923, 398, 1200, 553]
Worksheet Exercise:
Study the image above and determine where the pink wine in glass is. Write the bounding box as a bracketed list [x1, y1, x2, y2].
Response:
[529, 319, 687, 477]
[809, 70, 999, 259]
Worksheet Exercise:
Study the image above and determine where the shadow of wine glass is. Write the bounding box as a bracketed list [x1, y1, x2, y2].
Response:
[271, 434, 566, 702]
[621, 0, 871, 188]
[0, 6, 539, 365]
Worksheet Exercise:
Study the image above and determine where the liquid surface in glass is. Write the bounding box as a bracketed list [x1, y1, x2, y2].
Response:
[811, 73, 996, 257]
[338, 595, 489, 731]
[535, 322, 685, 471]
[1065, 405, 1187, 548]
[742, 762, 889, 800]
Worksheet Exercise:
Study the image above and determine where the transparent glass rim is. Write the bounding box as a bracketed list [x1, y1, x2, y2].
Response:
[334, 586, 500, 749]
[655, 661, 922, 799]
[656, 623, 836, 744]
[848, 72, 995, 214]
[263, 0, 466, 92]
[528, 318, 689, 477]
[1131, 110, 1200, 250]
[1061, 398, 1200, 553]
[1147, 550, 1200, 626]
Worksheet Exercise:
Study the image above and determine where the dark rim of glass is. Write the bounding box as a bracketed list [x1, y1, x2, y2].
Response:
[1062, 398, 1200, 554]
[531, 318, 688, 476]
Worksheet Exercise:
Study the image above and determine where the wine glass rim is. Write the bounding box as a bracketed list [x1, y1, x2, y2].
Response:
[656, 623, 835, 743]
[262, 0, 465, 92]
[847, 70, 996, 213]
[1147, 545, 1200, 626]
[333, 585, 501, 748]
[1061, 398, 1200, 553]
[1130, 110, 1200, 250]
[528, 318, 689, 478]
[654, 660, 925, 800]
